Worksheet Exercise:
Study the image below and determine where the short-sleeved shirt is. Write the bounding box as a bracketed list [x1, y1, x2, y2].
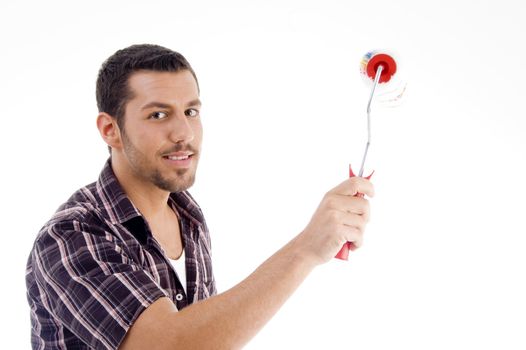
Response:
[25, 159, 217, 349]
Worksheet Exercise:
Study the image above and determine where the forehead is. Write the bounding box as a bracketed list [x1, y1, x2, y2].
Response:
[127, 70, 199, 105]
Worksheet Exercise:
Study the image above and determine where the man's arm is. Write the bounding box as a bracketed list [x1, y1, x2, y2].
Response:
[120, 176, 374, 350]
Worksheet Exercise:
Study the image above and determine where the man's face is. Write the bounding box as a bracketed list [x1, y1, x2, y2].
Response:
[118, 69, 202, 193]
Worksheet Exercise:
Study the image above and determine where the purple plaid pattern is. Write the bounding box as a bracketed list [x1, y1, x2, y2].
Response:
[26, 159, 216, 349]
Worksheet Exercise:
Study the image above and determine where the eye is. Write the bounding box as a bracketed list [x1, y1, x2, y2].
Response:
[185, 108, 200, 118]
[149, 111, 168, 120]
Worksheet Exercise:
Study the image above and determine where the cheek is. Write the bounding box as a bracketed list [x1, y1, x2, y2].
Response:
[135, 129, 149, 143]
[194, 122, 203, 144]
[131, 127, 163, 154]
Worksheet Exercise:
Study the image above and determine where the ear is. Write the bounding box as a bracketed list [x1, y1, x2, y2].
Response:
[96, 112, 123, 150]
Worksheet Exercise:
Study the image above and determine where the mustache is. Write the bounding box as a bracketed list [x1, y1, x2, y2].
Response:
[161, 144, 199, 155]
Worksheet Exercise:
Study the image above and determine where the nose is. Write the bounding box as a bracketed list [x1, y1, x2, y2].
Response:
[168, 111, 195, 144]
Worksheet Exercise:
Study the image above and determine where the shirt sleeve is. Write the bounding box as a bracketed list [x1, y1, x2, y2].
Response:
[31, 220, 170, 349]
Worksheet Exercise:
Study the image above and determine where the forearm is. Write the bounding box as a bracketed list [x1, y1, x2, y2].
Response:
[172, 235, 317, 349]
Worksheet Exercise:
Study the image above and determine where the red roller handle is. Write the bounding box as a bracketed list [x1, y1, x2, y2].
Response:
[334, 165, 374, 260]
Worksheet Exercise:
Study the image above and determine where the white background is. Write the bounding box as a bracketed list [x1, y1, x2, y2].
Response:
[1, 0, 525, 348]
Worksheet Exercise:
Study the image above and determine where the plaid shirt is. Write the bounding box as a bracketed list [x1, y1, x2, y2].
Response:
[26, 159, 216, 349]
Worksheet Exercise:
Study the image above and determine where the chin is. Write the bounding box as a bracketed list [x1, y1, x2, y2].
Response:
[154, 172, 196, 193]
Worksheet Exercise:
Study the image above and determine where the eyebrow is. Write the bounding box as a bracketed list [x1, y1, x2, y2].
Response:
[140, 99, 202, 111]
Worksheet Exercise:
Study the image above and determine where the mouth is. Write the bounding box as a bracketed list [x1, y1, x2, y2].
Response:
[162, 152, 195, 168]
[164, 154, 192, 160]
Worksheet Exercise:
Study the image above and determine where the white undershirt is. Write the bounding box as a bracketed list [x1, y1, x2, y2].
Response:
[169, 249, 187, 293]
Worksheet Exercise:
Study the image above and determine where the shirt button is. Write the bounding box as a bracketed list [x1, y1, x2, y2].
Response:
[176, 293, 184, 301]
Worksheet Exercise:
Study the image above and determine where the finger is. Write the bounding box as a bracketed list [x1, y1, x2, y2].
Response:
[343, 226, 364, 248]
[324, 195, 371, 222]
[337, 211, 368, 232]
[340, 196, 370, 222]
[327, 177, 375, 198]
[350, 235, 364, 250]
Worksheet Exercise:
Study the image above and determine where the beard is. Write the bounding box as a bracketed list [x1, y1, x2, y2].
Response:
[121, 129, 198, 193]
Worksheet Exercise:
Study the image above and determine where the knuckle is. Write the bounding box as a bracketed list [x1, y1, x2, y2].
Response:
[349, 178, 360, 193]
[324, 189, 335, 199]
[352, 175, 365, 186]
[363, 200, 371, 221]
[353, 237, 362, 248]
[324, 195, 336, 208]
[328, 210, 340, 221]
[356, 236, 364, 248]
[358, 224, 370, 235]
[346, 227, 360, 242]
[327, 195, 339, 209]
[363, 198, 370, 210]
[359, 221, 368, 234]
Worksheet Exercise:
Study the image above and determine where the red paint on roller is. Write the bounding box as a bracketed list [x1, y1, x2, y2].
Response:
[366, 53, 397, 83]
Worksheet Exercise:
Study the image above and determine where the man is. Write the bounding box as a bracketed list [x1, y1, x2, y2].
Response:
[26, 44, 374, 349]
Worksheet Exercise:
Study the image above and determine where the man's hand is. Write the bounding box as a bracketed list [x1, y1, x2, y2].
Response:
[297, 177, 375, 265]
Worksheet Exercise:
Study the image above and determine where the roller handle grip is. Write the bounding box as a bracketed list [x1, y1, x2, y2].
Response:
[334, 165, 373, 261]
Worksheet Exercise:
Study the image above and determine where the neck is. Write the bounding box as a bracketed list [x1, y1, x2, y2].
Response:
[111, 155, 171, 221]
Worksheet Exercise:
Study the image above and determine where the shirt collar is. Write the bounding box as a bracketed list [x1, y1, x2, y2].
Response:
[96, 158, 205, 227]
[96, 159, 142, 225]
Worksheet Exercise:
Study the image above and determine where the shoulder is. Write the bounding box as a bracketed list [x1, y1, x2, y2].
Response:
[53, 182, 100, 221]
[43, 183, 103, 231]
[32, 182, 110, 249]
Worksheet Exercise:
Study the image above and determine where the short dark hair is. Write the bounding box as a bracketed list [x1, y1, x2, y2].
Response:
[96, 44, 199, 129]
